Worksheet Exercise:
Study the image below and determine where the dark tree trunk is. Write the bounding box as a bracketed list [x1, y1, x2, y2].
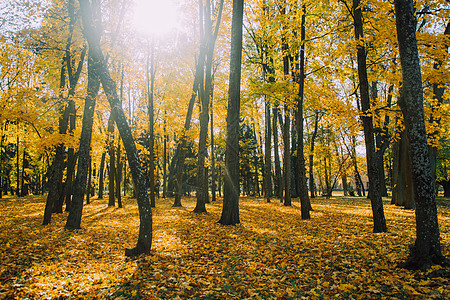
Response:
[98, 151, 106, 199]
[86, 159, 92, 204]
[108, 114, 115, 207]
[43, 63, 68, 225]
[163, 114, 167, 198]
[392, 132, 415, 208]
[280, 22, 291, 206]
[309, 111, 319, 198]
[352, 0, 387, 233]
[264, 100, 272, 202]
[394, 0, 446, 269]
[273, 106, 282, 199]
[116, 145, 122, 208]
[65, 44, 101, 229]
[372, 81, 389, 197]
[219, 0, 243, 225]
[283, 107, 291, 206]
[147, 43, 156, 208]
[210, 100, 216, 202]
[79, 0, 152, 257]
[44, 0, 86, 223]
[63, 147, 76, 212]
[295, 4, 311, 218]
[195, 0, 211, 213]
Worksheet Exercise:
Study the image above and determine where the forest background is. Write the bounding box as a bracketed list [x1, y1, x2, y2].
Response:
[0, 0, 449, 298]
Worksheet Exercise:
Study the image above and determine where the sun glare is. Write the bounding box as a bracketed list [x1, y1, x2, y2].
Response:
[132, 0, 179, 36]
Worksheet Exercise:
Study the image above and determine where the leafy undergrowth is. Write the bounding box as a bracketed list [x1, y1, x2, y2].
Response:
[0, 195, 449, 299]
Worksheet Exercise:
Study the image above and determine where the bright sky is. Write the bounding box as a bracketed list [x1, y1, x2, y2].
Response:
[132, 0, 179, 36]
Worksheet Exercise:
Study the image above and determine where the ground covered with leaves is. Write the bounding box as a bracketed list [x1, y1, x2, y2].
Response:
[0, 194, 449, 299]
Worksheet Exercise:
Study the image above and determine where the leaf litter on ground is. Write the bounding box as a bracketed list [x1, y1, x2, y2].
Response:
[0, 194, 449, 299]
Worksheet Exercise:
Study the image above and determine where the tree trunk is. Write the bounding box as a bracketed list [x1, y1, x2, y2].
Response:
[210, 99, 216, 202]
[116, 145, 122, 208]
[296, 4, 311, 218]
[43, 62, 68, 225]
[163, 114, 167, 198]
[309, 111, 319, 198]
[65, 44, 101, 229]
[147, 42, 156, 208]
[108, 114, 116, 207]
[394, 0, 446, 269]
[79, 0, 152, 257]
[264, 99, 272, 202]
[283, 107, 291, 206]
[219, 0, 243, 225]
[98, 151, 106, 199]
[273, 106, 282, 199]
[195, 0, 211, 213]
[86, 159, 92, 205]
[372, 81, 389, 197]
[352, 0, 387, 233]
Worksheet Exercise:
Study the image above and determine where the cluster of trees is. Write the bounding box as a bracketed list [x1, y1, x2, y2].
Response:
[0, 0, 448, 267]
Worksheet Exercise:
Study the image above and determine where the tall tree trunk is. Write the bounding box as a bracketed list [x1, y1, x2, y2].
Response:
[20, 150, 26, 197]
[273, 105, 282, 199]
[79, 0, 152, 257]
[86, 159, 92, 204]
[309, 111, 319, 198]
[147, 42, 156, 208]
[394, 0, 446, 269]
[295, 4, 311, 217]
[44, 0, 86, 224]
[16, 136, 19, 196]
[210, 99, 216, 202]
[98, 151, 106, 199]
[174, 0, 223, 207]
[195, 0, 210, 213]
[352, 0, 387, 233]
[43, 63, 68, 225]
[108, 114, 115, 207]
[163, 114, 167, 198]
[116, 145, 122, 208]
[264, 99, 272, 202]
[219, 0, 243, 225]
[372, 81, 391, 198]
[281, 27, 291, 206]
[65, 43, 101, 229]
[283, 107, 291, 206]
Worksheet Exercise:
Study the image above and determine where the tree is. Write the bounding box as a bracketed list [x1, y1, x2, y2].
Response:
[219, 0, 244, 225]
[350, 0, 387, 233]
[394, 0, 447, 270]
[78, 0, 152, 256]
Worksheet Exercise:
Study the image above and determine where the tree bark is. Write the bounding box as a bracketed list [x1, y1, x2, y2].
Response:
[283, 107, 291, 206]
[98, 151, 106, 199]
[264, 99, 272, 202]
[394, 0, 446, 269]
[78, 0, 153, 256]
[295, 4, 311, 218]
[147, 42, 155, 208]
[219, 0, 244, 225]
[116, 145, 122, 208]
[108, 114, 115, 207]
[352, 0, 387, 233]
[273, 105, 282, 199]
[309, 111, 319, 198]
[210, 98, 216, 202]
[65, 43, 100, 229]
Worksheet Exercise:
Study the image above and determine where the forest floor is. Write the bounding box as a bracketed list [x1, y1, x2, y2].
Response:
[0, 194, 449, 299]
